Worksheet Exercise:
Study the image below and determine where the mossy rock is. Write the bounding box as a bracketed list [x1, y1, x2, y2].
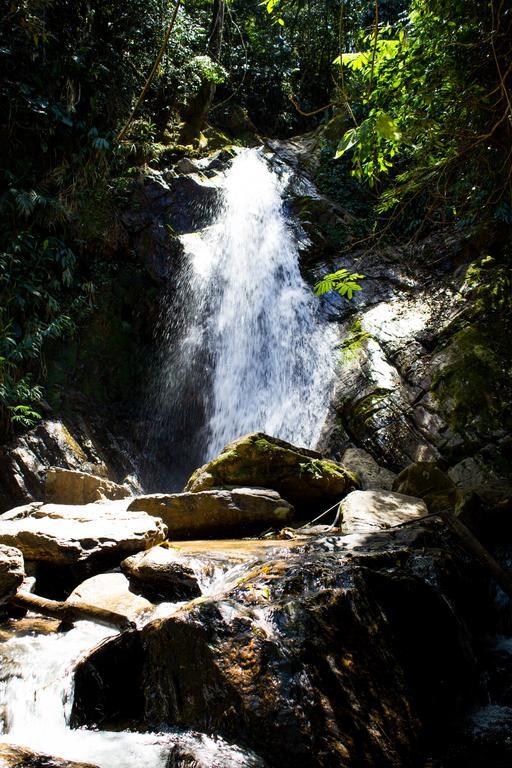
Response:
[185, 432, 359, 514]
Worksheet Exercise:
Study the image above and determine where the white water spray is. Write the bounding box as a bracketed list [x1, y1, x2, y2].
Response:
[155, 149, 336, 470]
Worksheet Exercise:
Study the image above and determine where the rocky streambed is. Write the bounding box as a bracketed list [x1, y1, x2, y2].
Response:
[0, 433, 511, 767]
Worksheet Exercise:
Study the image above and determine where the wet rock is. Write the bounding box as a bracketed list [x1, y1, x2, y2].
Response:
[0, 743, 98, 767]
[339, 489, 428, 534]
[73, 524, 483, 768]
[341, 447, 396, 490]
[67, 572, 154, 622]
[185, 433, 358, 514]
[0, 501, 166, 577]
[129, 487, 294, 538]
[0, 544, 24, 604]
[121, 547, 201, 601]
[45, 468, 130, 505]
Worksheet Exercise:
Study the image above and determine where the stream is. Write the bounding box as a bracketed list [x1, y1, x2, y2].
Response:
[0, 558, 266, 767]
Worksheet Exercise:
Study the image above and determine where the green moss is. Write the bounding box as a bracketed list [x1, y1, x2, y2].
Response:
[346, 389, 392, 430]
[339, 318, 371, 363]
[432, 322, 512, 437]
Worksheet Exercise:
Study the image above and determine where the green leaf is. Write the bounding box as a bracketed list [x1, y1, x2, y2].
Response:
[335, 128, 359, 159]
[375, 112, 401, 142]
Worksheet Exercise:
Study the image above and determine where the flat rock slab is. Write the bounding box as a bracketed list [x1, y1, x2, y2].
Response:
[0, 500, 166, 574]
[45, 467, 130, 505]
[0, 743, 98, 767]
[128, 487, 294, 539]
[0, 544, 24, 605]
[67, 572, 154, 622]
[340, 490, 428, 534]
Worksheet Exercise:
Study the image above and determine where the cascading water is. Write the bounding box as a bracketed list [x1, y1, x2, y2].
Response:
[0, 561, 267, 767]
[149, 148, 336, 485]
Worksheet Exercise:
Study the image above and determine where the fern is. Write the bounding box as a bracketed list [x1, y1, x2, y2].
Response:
[314, 269, 365, 300]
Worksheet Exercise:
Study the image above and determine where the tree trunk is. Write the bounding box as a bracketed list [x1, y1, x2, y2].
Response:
[181, 0, 225, 143]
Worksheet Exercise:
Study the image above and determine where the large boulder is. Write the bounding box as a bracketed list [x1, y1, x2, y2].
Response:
[184, 433, 358, 513]
[45, 468, 130, 505]
[339, 490, 428, 534]
[122, 547, 201, 602]
[128, 487, 294, 538]
[0, 500, 166, 577]
[341, 447, 396, 491]
[0, 543, 24, 605]
[72, 524, 485, 768]
[391, 461, 484, 527]
[392, 462, 460, 513]
[67, 572, 154, 622]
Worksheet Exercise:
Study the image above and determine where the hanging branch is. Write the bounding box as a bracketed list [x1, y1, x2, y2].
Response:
[117, 0, 183, 142]
[368, 0, 379, 97]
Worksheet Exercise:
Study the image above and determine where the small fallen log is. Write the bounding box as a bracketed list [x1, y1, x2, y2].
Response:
[12, 590, 136, 631]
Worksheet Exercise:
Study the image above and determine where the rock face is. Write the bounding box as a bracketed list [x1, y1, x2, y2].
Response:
[0, 501, 166, 577]
[72, 521, 486, 768]
[45, 468, 130, 505]
[67, 572, 154, 622]
[0, 743, 98, 768]
[185, 433, 358, 513]
[299, 219, 512, 509]
[0, 415, 143, 514]
[0, 543, 25, 604]
[122, 547, 202, 601]
[128, 487, 294, 538]
[339, 489, 428, 534]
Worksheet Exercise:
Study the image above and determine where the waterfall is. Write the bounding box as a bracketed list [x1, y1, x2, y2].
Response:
[150, 148, 336, 485]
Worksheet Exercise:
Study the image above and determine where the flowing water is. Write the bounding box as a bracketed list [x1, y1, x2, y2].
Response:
[149, 148, 336, 486]
[0, 561, 267, 767]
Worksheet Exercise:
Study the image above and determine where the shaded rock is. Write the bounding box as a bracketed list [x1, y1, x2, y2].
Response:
[122, 547, 201, 601]
[45, 468, 130, 505]
[185, 433, 358, 514]
[67, 572, 154, 622]
[132, 219, 183, 282]
[0, 743, 98, 767]
[73, 525, 484, 768]
[341, 447, 396, 490]
[175, 157, 201, 175]
[132, 170, 221, 235]
[0, 544, 24, 605]
[393, 462, 460, 513]
[129, 487, 293, 538]
[0, 501, 166, 577]
[339, 489, 428, 534]
[0, 415, 143, 514]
